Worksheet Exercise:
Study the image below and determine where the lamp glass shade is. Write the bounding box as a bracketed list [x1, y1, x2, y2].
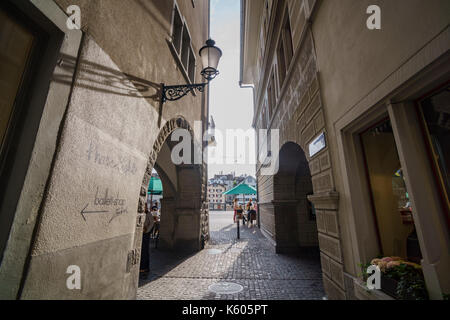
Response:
[199, 40, 222, 70]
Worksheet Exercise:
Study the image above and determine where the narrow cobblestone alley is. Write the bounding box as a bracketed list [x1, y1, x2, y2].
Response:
[137, 212, 325, 300]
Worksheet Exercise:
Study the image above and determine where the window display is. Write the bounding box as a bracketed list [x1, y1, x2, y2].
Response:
[360, 119, 417, 259]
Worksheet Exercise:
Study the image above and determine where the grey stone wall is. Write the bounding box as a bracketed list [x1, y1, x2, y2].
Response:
[3, 0, 210, 300]
[254, 0, 345, 299]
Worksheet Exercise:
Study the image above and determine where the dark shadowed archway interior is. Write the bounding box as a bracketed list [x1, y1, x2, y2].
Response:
[126, 118, 207, 295]
[273, 142, 319, 254]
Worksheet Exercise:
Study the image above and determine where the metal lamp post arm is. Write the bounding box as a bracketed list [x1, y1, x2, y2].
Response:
[161, 82, 209, 103]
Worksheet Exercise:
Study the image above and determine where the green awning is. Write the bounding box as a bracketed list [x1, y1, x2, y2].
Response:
[148, 177, 163, 195]
[223, 183, 257, 195]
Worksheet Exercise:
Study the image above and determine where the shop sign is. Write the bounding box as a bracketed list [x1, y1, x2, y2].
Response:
[309, 132, 326, 157]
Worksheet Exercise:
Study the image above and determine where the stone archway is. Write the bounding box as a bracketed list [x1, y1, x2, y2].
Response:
[272, 142, 318, 254]
[127, 117, 208, 297]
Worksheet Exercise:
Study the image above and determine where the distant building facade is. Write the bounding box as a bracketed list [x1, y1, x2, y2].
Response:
[208, 173, 257, 207]
[207, 183, 226, 211]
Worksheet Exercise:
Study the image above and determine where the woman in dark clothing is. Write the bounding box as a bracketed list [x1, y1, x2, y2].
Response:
[140, 204, 152, 273]
[246, 200, 256, 227]
[233, 198, 238, 222]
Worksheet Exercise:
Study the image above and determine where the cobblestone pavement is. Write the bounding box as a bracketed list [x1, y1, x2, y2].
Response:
[137, 211, 325, 300]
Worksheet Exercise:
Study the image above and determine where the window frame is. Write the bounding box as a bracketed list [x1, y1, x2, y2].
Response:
[170, 2, 196, 84]
[358, 116, 397, 255]
[171, 4, 183, 54]
[275, 6, 294, 93]
[415, 84, 450, 229]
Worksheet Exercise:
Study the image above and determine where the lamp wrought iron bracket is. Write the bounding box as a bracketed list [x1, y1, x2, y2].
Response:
[161, 82, 209, 103]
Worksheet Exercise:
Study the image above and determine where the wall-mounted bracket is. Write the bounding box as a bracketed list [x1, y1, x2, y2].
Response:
[161, 82, 208, 103]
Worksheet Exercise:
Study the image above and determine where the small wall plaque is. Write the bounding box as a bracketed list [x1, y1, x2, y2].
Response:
[309, 132, 326, 157]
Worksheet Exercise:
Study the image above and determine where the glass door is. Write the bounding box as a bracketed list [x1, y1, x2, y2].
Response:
[360, 119, 418, 260]
[418, 86, 450, 228]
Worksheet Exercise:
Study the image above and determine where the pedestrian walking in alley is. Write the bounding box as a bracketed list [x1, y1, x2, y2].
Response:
[245, 200, 251, 225]
[252, 199, 258, 227]
[237, 204, 245, 225]
[233, 198, 239, 222]
[247, 199, 256, 227]
[140, 203, 152, 274]
[149, 204, 160, 239]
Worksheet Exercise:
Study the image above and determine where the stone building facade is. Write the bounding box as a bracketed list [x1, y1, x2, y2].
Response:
[207, 183, 226, 211]
[0, 0, 211, 299]
[241, 0, 450, 299]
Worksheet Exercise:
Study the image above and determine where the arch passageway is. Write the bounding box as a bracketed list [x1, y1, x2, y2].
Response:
[272, 142, 319, 254]
[129, 118, 209, 295]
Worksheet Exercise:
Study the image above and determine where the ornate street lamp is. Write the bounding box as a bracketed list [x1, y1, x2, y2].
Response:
[161, 39, 222, 103]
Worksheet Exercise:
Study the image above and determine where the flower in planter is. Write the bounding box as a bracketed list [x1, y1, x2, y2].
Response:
[378, 260, 389, 272]
[370, 258, 382, 265]
[386, 261, 402, 269]
[365, 256, 429, 300]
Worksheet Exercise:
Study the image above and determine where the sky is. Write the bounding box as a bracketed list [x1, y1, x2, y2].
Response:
[208, 0, 256, 178]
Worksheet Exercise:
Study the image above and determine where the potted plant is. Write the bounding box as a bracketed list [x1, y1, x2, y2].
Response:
[363, 257, 429, 300]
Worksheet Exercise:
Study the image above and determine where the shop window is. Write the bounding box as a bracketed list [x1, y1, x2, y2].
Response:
[418, 86, 450, 220]
[360, 119, 421, 262]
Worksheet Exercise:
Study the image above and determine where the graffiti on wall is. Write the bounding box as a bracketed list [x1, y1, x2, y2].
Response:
[80, 187, 128, 223]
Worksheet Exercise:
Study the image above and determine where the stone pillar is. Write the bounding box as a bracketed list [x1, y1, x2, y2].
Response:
[308, 191, 346, 300]
[273, 200, 299, 253]
[172, 165, 203, 252]
[158, 197, 177, 250]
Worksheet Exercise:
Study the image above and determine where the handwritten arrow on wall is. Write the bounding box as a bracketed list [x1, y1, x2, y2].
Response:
[80, 204, 110, 221]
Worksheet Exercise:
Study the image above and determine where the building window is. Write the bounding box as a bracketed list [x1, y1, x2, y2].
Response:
[181, 27, 190, 68]
[276, 7, 293, 90]
[267, 72, 276, 119]
[418, 85, 450, 220]
[281, 10, 294, 69]
[171, 4, 196, 83]
[276, 42, 286, 87]
[188, 46, 195, 82]
[360, 119, 420, 261]
[172, 7, 183, 54]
